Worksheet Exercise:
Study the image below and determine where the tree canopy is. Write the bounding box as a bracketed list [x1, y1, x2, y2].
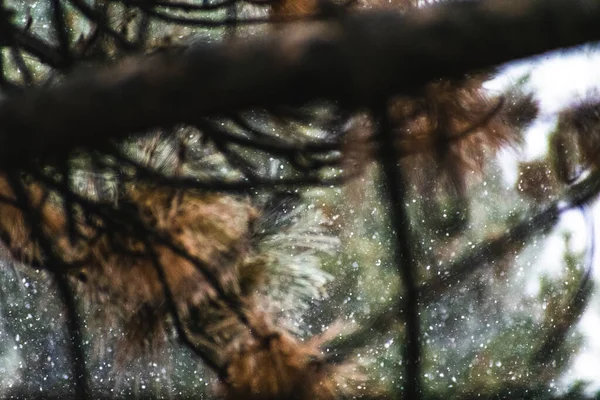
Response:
[1, 0, 600, 399]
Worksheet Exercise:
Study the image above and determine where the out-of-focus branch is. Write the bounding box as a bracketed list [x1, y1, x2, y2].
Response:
[0, 0, 600, 167]
[421, 170, 600, 299]
[325, 170, 600, 359]
[376, 103, 421, 400]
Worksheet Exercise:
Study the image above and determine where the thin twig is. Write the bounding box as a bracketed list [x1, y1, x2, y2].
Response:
[11, 28, 66, 68]
[51, 0, 73, 68]
[103, 144, 351, 191]
[141, 237, 228, 377]
[10, 47, 33, 85]
[67, 0, 136, 51]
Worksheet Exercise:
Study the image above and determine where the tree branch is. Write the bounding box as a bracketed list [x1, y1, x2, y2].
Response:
[376, 103, 421, 400]
[0, 0, 599, 167]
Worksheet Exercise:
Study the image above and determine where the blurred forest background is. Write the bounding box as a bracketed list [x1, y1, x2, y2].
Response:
[1, 0, 600, 399]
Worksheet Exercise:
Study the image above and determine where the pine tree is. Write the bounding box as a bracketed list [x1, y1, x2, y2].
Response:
[0, 1, 600, 400]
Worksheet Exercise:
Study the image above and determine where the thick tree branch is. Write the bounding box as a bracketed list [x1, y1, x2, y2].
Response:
[0, 0, 600, 167]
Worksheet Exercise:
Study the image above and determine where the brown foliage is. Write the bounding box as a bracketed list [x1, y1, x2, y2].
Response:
[555, 98, 600, 175]
[221, 317, 366, 400]
[343, 78, 526, 197]
[0, 172, 374, 399]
